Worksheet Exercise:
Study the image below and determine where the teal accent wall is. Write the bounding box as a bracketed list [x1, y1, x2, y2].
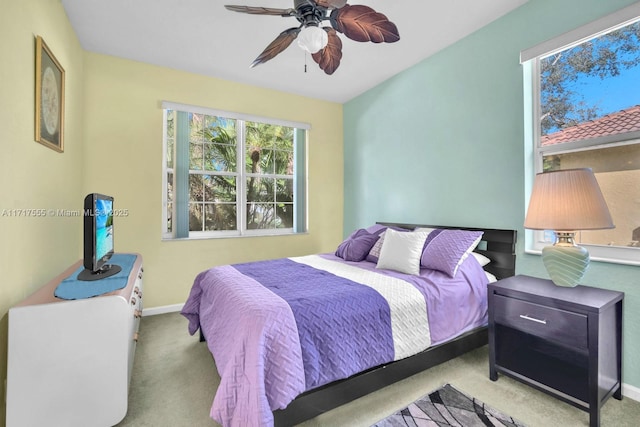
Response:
[344, 0, 640, 390]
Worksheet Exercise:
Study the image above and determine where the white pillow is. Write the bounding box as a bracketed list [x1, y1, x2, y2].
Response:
[414, 227, 436, 234]
[471, 252, 491, 267]
[376, 229, 430, 276]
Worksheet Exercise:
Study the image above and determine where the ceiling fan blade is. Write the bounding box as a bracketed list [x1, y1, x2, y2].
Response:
[250, 28, 301, 68]
[314, 0, 347, 9]
[330, 5, 400, 43]
[312, 28, 343, 75]
[224, 5, 296, 17]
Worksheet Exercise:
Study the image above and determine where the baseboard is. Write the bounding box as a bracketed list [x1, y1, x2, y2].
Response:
[142, 303, 184, 316]
[623, 382, 640, 402]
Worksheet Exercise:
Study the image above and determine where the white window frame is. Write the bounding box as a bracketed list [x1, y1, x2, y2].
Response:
[522, 3, 640, 266]
[161, 101, 310, 240]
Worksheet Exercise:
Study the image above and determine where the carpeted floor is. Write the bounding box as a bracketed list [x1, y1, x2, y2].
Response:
[117, 312, 640, 427]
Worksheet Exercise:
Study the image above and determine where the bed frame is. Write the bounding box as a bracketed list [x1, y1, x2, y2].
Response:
[272, 223, 517, 426]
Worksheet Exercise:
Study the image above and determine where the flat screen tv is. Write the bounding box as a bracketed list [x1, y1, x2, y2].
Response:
[77, 193, 122, 281]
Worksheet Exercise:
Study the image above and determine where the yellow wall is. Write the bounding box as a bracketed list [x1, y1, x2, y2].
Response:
[0, 0, 85, 422]
[82, 52, 344, 308]
[0, 1, 343, 423]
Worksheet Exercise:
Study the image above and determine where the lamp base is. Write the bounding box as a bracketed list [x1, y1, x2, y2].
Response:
[542, 233, 590, 287]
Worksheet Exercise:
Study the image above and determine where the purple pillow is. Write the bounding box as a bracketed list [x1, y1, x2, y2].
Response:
[420, 229, 483, 277]
[335, 229, 380, 262]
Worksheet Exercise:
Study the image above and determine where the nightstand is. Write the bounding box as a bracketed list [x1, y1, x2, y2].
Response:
[488, 275, 623, 427]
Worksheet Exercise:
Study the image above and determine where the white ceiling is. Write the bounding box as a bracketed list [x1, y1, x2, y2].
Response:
[61, 0, 528, 103]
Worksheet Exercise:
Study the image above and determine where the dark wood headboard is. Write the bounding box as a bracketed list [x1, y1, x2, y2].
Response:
[376, 222, 517, 280]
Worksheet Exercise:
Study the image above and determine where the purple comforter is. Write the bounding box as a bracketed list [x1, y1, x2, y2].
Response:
[181, 254, 489, 427]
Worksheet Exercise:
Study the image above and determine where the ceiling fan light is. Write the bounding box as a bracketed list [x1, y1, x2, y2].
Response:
[297, 25, 328, 54]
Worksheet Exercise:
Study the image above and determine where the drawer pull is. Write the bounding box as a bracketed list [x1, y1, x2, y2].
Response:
[519, 314, 547, 325]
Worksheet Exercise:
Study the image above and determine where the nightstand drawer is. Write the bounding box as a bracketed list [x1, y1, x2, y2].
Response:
[493, 294, 588, 349]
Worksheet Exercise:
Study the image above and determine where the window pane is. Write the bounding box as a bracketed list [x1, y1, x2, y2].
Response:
[246, 177, 274, 203]
[245, 147, 272, 174]
[167, 172, 174, 203]
[202, 116, 237, 172]
[275, 178, 293, 202]
[167, 139, 174, 169]
[190, 113, 204, 136]
[203, 175, 236, 202]
[203, 115, 218, 131]
[275, 149, 294, 176]
[204, 143, 236, 172]
[189, 174, 204, 202]
[166, 110, 175, 169]
[539, 21, 640, 141]
[166, 171, 174, 233]
[205, 118, 237, 145]
[204, 203, 236, 231]
[275, 179, 293, 227]
[190, 142, 204, 170]
[166, 110, 175, 136]
[543, 143, 640, 247]
[188, 203, 203, 232]
[276, 203, 294, 228]
[246, 146, 275, 175]
[246, 122, 274, 148]
[246, 203, 276, 229]
[245, 122, 294, 174]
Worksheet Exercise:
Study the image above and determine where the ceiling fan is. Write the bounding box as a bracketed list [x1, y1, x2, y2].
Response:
[224, 0, 400, 75]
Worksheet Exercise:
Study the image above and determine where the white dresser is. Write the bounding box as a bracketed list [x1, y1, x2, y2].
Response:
[6, 253, 143, 427]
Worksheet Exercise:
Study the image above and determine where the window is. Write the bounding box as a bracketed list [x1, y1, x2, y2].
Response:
[162, 102, 308, 239]
[522, 4, 640, 264]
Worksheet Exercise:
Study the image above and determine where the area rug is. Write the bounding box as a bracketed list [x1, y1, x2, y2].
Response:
[372, 383, 526, 427]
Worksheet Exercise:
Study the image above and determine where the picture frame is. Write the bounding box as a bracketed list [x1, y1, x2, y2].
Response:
[35, 35, 65, 152]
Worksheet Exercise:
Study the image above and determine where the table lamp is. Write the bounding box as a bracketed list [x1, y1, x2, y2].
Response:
[524, 168, 614, 287]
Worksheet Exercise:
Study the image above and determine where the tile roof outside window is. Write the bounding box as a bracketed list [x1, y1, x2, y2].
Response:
[541, 105, 640, 146]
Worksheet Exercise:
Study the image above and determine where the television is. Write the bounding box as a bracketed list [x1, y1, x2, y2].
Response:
[77, 193, 122, 281]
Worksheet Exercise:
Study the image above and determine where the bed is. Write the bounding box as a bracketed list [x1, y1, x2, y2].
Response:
[181, 222, 517, 427]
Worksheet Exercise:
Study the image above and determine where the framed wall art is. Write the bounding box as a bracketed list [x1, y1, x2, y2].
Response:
[35, 35, 65, 152]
